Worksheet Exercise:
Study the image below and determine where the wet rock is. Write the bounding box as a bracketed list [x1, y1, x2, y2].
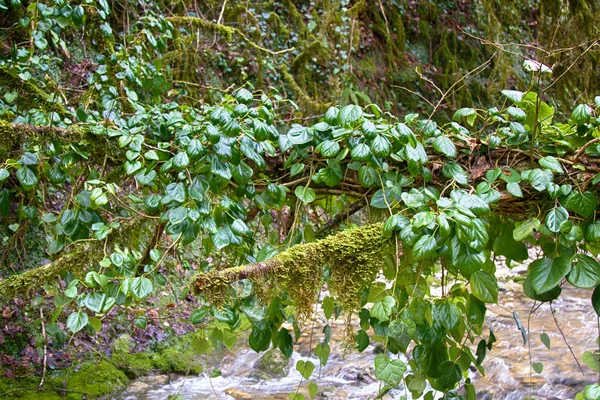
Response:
[127, 380, 150, 392]
[251, 348, 291, 379]
[138, 374, 170, 386]
[225, 388, 254, 399]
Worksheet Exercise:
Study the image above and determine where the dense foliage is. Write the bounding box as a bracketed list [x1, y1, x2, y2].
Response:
[1, 0, 600, 399]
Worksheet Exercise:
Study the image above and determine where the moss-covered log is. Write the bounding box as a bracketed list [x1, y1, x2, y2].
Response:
[193, 223, 390, 313]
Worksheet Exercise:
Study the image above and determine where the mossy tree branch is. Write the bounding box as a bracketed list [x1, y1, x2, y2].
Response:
[0, 67, 71, 119]
[193, 223, 389, 312]
[0, 218, 146, 300]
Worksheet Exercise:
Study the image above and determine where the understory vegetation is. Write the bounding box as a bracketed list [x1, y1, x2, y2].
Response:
[1, 0, 600, 399]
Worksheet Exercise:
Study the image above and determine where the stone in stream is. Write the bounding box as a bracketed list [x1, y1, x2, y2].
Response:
[251, 348, 292, 379]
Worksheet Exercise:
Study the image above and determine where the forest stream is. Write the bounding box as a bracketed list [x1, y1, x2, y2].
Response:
[116, 261, 599, 400]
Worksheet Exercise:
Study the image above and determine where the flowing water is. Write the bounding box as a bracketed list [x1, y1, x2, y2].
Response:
[117, 263, 599, 399]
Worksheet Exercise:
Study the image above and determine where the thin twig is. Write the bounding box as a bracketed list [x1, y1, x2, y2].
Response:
[550, 302, 585, 375]
[39, 308, 48, 389]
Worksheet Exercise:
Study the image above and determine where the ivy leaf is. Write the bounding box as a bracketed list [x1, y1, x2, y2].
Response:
[539, 156, 564, 174]
[211, 156, 232, 180]
[370, 296, 395, 321]
[356, 329, 369, 353]
[584, 384, 600, 399]
[294, 186, 316, 204]
[130, 277, 153, 299]
[432, 136, 457, 158]
[358, 165, 379, 188]
[314, 342, 331, 365]
[413, 234, 437, 260]
[388, 318, 416, 353]
[513, 218, 540, 241]
[0, 168, 9, 183]
[470, 270, 498, 303]
[442, 162, 468, 185]
[190, 306, 210, 324]
[434, 301, 461, 331]
[83, 293, 106, 314]
[296, 360, 315, 380]
[288, 124, 313, 145]
[249, 321, 271, 352]
[540, 332, 551, 350]
[571, 104, 592, 124]
[173, 151, 190, 169]
[452, 108, 476, 126]
[528, 169, 552, 192]
[374, 354, 406, 387]
[308, 382, 318, 399]
[339, 105, 363, 126]
[593, 286, 600, 317]
[567, 254, 600, 289]
[135, 169, 157, 186]
[350, 143, 371, 161]
[277, 328, 293, 358]
[567, 191, 598, 218]
[16, 167, 38, 189]
[528, 257, 571, 295]
[371, 135, 391, 157]
[506, 182, 523, 197]
[322, 296, 334, 319]
[501, 90, 524, 103]
[438, 361, 462, 390]
[545, 207, 568, 233]
[66, 311, 89, 333]
[235, 88, 253, 104]
[315, 140, 340, 158]
[583, 351, 600, 372]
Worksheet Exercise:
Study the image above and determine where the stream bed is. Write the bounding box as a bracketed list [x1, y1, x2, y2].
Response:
[116, 265, 599, 399]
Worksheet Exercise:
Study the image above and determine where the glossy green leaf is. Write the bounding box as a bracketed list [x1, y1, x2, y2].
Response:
[130, 277, 153, 299]
[296, 360, 315, 380]
[567, 254, 600, 288]
[66, 311, 89, 333]
[442, 162, 468, 185]
[540, 332, 550, 350]
[16, 167, 38, 189]
[277, 328, 293, 358]
[371, 296, 395, 321]
[374, 354, 406, 387]
[545, 207, 568, 233]
[294, 186, 316, 204]
[339, 105, 363, 126]
[528, 257, 571, 295]
[539, 156, 564, 174]
[513, 218, 540, 241]
[567, 191, 598, 218]
[413, 234, 437, 260]
[470, 270, 498, 303]
[506, 182, 523, 197]
[571, 104, 592, 124]
[432, 136, 457, 158]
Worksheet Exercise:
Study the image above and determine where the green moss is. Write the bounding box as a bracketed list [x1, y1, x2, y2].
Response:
[0, 218, 147, 300]
[0, 361, 128, 399]
[152, 347, 203, 375]
[194, 223, 389, 315]
[252, 348, 291, 379]
[112, 352, 155, 378]
[63, 361, 128, 400]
